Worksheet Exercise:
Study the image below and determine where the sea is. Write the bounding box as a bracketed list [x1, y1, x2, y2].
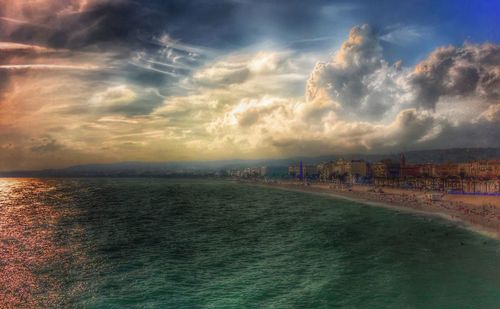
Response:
[0, 178, 499, 308]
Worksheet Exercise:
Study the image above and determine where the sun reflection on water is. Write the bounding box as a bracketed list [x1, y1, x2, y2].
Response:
[0, 178, 81, 307]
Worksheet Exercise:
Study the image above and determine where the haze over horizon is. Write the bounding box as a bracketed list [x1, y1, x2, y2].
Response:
[1, 0, 499, 171]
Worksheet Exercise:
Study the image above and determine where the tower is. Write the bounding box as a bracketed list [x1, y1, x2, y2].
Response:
[400, 153, 406, 167]
[400, 153, 406, 178]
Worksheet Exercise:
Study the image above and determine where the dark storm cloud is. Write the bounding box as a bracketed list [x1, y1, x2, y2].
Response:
[30, 137, 65, 153]
[1, 1, 162, 51]
[410, 43, 500, 109]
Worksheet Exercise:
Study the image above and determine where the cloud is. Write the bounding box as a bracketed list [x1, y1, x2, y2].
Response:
[30, 136, 64, 153]
[1, 19, 499, 170]
[0, 42, 55, 54]
[307, 24, 499, 122]
[306, 24, 407, 121]
[205, 25, 500, 156]
[1, 0, 156, 49]
[194, 61, 250, 86]
[410, 43, 500, 109]
[380, 25, 430, 45]
[0, 64, 100, 71]
[0, 70, 9, 101]
[90, 85, 164, 116]
[193, 51, 290, 87]
[477, 103, 500, 123]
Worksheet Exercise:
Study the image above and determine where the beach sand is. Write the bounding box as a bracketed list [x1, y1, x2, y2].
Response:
[246, 181, 500, 240]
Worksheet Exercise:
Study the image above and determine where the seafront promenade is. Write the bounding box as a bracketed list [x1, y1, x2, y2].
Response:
[248, 180, 500, 240]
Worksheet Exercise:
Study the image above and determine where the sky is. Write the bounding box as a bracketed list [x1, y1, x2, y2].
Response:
[0, 0, 499, 171]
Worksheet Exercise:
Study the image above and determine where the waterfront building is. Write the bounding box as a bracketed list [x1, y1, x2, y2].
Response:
[373, 159, 401, 178]
[490, 160, 500, 177]
[303, 164, 319, 178]
[333, 158, 351, 176]
[401, 164, 422, 178]
[260, 166, 267, 176]
[435, 163, 459, 178]
[372, 161, 388, 178]
[288, 163, 318, 179]
[458, 160, 500, 179]
[350, 159, 368, 183]
[419, 163, 436, 178]
[317, 161, 336, 181]
[350, 160, 368, 177]
[288, 164, 301, 177]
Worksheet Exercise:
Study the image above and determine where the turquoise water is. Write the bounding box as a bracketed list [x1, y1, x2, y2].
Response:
[0, 178, 499, 308]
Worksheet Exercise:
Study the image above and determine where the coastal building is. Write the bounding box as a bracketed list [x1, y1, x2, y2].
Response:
[350, 160, 368, 177]
[317, 161, 335, 181]
[401, 164, 422, 178]
[333, 158, 351, 178]
[288, 164, 301, 177]
[491, 160, 500, 177]
[303, 164, 319, 178]
[458, 160, 500, 179]
[350, 159, 368, 183]
[478, 160, 500, 179]
[288, 163, 318, 179]
[373, 159, 400, 178]
[260, 166, 267, 177]
[372, 161, 388, 178]
[419, 163, 436, 178]
[434, 163, 459, 178]
[229, 169, 242, 177]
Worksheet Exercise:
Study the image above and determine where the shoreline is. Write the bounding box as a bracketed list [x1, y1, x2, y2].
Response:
[243, 181, 500, 241]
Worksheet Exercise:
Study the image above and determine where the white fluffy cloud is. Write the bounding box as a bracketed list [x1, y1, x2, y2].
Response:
[192, 51, 299, 87]
[306, 25, 499, 121]
[206, 25, 499, 156]
[306, 25, 411, 121]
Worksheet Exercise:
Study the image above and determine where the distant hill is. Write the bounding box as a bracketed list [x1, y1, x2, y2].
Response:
[1, 148, 499, 178]
[299, 148, 500, 165]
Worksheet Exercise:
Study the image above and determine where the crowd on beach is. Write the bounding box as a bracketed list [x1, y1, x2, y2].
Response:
[353, 188, 500, 230]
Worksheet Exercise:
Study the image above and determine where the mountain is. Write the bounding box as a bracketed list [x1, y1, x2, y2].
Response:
[1, 148, 499, 178]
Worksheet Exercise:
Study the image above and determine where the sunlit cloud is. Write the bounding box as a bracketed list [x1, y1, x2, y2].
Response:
[0, 0, 498, 170]
[0, 64, 100, 70]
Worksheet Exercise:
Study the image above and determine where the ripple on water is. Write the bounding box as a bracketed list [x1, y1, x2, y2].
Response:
[0, 178, 499, 308]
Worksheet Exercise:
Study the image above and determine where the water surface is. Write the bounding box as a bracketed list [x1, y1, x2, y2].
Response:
[0, 178, 499, 308]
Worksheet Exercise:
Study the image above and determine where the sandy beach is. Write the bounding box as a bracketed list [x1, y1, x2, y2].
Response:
[246, 180, 500, 240]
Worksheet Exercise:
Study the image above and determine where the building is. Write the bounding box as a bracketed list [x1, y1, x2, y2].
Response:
[333, 158, 351, 176]
[317, 161, 335, 181]
[434, 163, 459, 178]
[458, 160, 500, 179]
[372, 161, 388, 178]
[373, 159, 400, 178]
[288, 164, 301, 177]
[478, 160, 500, 179]
[260, 166, 267, 177]
[350, 160, 368, 178]
[491, 160, 500, 177]
[401, 164, 421, 178]
[419, 163, 436, 177]
[288, 162, 318, 179]
[303, 164, 318, 178]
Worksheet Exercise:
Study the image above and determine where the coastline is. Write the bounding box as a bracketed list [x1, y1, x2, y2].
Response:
[243, 181, 500, 241]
